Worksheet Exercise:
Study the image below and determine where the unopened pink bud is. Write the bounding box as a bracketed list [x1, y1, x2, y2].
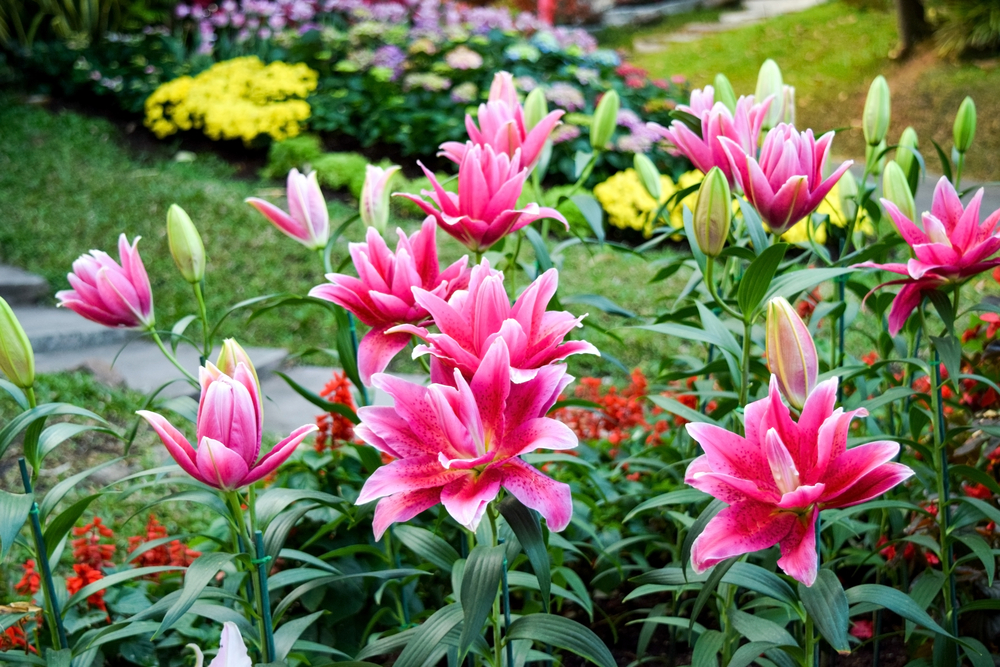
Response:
[765, 296, 818, 411]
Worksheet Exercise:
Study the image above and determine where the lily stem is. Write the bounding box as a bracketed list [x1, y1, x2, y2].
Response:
[192, 281, 212, 361]
[149, 329, 198, 384]
[226, 490, 271, 664]
[18, 457, 68, 651]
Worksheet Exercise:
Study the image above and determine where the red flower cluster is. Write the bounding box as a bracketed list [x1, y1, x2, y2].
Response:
[66, 563, 107, 615]
[849, 619, 874, 640]
[72, 517, 115, 568]
[315, 371, 359, 453]
[127, 515, 201, 569]
[1, 625, 33, 654]
[15, 559, 40, 596]
[552, 369, 655, 446]
[795, 287, 823, 321]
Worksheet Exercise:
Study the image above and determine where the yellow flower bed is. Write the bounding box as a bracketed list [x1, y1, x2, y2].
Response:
[779, 178, 875, 244]
[145, 57, 319, 145]
[594, 169, 702, 238]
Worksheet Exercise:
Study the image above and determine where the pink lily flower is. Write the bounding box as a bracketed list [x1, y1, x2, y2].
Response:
[675, 84, 716, 118]
[390, 260, 599, 384]
[138, 359, 317, 490]
[663, 95, 771, 187]
[719, 123, 853, 235]
[246, 168, 330, 250]
[355, 338, 577, 539]
[685, 376, 912, 586]
[857, 177, 1000, 335]
[398, 144, 567, 253]
[439, 71, 564, 169]
[309, 218, 470, 384]
[56, 234, 155, 329]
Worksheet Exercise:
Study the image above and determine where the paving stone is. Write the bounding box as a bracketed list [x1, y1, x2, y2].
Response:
[0, 265, 49, 304]
[14, 306, 136, 352]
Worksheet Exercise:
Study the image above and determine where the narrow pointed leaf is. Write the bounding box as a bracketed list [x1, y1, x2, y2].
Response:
[499, 496, 551, 612]
[799, 570, 850, 653]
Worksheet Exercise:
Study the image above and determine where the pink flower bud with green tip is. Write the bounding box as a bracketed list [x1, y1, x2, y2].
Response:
[355, 337, 577, 539]
[246, 168, 329, 250]
[685, 376, 913, 586]
[398, 144, 567, 253]
[360, 165, 401, 234]
[138, 358, 316, 490]
[57, 234, 155, 330]
[766, 296, 818, 411]
[719, 123, 853, 235]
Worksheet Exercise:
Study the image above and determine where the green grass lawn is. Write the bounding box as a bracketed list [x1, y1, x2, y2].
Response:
[610, 1, 1000, 181]
[0, 98, 680, 380]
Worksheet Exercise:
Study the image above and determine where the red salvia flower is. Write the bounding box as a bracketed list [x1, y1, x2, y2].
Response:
[71, 517, 115, 568]
[1, 625, 35, 654]
[315, 371, 359, 453]
[66, 563, 107, 615]
[15, 559, 40, 596]
[849, 619, 874, 640]
[128, 515, 171, 568]
[168, 540, 200, 566]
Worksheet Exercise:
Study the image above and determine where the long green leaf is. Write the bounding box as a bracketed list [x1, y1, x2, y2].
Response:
[728, 641, 779, 667]
[37, 423, 119, 465]
[729, 609, 796, 647]
[845, 584, 953, 637]
[692, 629, 723, 667]
[649, 395, 719, 426]
[955, 533, 995, 587]
[764, 268, 855, 305]
[0, 490, 34, 560]
[255, 488, 343, 528]
[274, 610, 325, 661]
[799, 570, 850, 654]
[459, 544, 505, 658]
[394, 524, 460, 573]
[274, 371, 359, 424]
[506, 613, 615, 667]
[499, 496, 551, 612]
[0, 403, 108, 461]
[624, 489, 709, 522]
[43, 493, 101, 555]
[40, 457, 124, 520]
[394, 603, 464, 667]
[155, 552, 235, 637]
[723, 562, 796, 607]
[738, 243, 787, 316]
[65, 567, 183, 610]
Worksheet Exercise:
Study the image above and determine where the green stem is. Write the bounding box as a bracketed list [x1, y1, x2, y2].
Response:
[561, 153, 598, 201]
[739, 320, 753, 409]
[955, 152, 965, 191]
[18, 457, 68, 651]
[704, 259, 742, 320]
[149, 329, 198, 384]
[719, 583, 737, 665]
[192, 281, 211, 361]
[919, 305, 960, 652]
[803, 613, 816, 667]
[383, 528, 409, 628]
[487, 506, 502, 667]
[226, 490, 271, 663]
[506, 232, 524, 299]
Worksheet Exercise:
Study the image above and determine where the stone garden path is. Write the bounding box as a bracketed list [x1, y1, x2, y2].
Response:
[631, 0, 827, 53]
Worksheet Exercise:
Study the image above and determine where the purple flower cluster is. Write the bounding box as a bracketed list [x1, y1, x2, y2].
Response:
[545, 82, 586, 111]
[372, 44, 406, 80]
[615, 110, 669, 154]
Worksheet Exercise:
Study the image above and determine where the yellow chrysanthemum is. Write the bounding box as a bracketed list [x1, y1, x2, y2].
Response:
[594, 169, 703, 238]
[144, 57, 319, 145]
[778, 178, 875, 245]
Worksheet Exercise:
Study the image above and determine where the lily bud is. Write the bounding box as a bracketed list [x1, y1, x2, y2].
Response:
[0, 297, 34, 389]
[692, 166, 731, 258]
[953, 96, 976, 154]
[633, 154, 662, 201]
[894, 126, 919, 191]
[838, 169, 859, 224]
[780, 85, 795, 126]
[862, 75, 891, 147]
[166, 204, 206, 284]
[766, 296, 818, 411]
[360, 164, 401, 234]
[590, 90, 620, 151]
[713, 73, 737, 113]
[524, 88, 549, 131]
[755, 59, 783, 129]
[488, 71, 518, 107]
[216, 338, 259, 391]
[882, 161, 917, 224]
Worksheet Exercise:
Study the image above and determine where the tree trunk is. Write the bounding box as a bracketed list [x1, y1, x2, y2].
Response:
[892, 0, 931, 59]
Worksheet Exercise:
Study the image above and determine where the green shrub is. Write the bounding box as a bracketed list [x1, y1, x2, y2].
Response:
[930, 0, 1000, 57]
[261, 134, 325, 180]
[312, 151, 368, 197]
